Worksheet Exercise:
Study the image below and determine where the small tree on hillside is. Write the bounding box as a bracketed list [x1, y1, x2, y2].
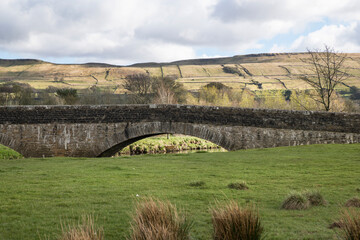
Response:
[300, 45, 348, 111]
[0, 83, 36, 105]
[124, 74, 186, 104]
[199, 82, 232, 106]
[56, 88, 79, 105]
[349, 86, 360, 100]
[123, 73, 154, 104]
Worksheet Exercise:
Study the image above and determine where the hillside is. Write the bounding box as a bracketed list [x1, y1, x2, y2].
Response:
[1, 53, 360, 93]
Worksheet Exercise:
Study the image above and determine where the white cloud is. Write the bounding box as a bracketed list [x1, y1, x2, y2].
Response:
[277, 22, 360, 53]
[0, 0, 360, 64]
[269, 44, 288, 53]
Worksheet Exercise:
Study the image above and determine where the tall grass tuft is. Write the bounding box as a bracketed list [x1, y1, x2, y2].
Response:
[281, 192, 309, 210]
[345, 197, 360, 208]
[211, 201, 263, 240]
[129, 198, 192, 240]
[228, 181, 249, 190]
[338, 208, 360, 240]
[304, 190, 327, 206]
[188, 181, 206, 188]
[58, 215, 103, 240]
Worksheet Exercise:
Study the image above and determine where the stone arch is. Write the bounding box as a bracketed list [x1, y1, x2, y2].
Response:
[97, 122, 234, 157]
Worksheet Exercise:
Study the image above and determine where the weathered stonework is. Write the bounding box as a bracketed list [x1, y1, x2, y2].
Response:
[0, 104, 359, 157]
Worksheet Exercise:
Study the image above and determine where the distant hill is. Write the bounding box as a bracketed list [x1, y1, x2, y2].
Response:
[1, 53, 359, 93]
[0, 59, 46, 67]
[129, 53, 306, 67]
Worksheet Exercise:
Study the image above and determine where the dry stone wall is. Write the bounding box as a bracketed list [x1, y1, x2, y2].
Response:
[0, 105, 359, 157]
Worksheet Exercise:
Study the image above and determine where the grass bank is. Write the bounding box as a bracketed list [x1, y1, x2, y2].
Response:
[0, 144, 359, 239]
[118, 135, 222, 155]
[0, 145, 22, 159]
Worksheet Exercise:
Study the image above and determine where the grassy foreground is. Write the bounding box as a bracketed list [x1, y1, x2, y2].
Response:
[0, 144, 359, 239]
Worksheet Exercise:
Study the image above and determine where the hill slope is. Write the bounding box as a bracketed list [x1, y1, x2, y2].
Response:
[1, 53, 360, 93]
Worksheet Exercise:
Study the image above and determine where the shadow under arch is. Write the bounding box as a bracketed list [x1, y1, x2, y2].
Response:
[99, 133, 165, 157]
[97, 122, 233, 157]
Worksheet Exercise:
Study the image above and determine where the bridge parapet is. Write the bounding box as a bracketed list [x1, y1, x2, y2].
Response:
[1, 104, 359, 133]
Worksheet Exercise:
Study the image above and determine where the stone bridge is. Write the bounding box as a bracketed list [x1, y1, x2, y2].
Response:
[0, 104, 359, 158]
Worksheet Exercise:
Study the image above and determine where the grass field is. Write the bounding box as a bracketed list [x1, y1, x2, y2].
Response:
[0, 144, 359, 239]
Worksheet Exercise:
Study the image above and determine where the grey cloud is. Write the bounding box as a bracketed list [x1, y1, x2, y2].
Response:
[0, 21, 29, 43]
[211, 0, 287, 23]
[0, 3, 30, 43]
[134, 25, 204, 46]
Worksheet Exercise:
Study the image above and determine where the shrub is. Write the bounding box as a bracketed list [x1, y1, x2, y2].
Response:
[129, 198, 192, 240]
[228, 182, 249, 190]
[135, 146, 143, 154]
[304, 190, 327, 206]
[338, 208, 360, 240]
[56, 88, 79, 105]
[345, 197, 360, 208]
[143, 146, 149, 154]
[211, 201, 263, 240]
[58, 215, 103, 240]
[158, 146, 166, 153]
[281, 192, 309, 210]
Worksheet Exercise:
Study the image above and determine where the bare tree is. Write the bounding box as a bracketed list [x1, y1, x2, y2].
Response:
[300, 45, 348, 111]
[123, 73, 153, 103]
[154, 79, 176, 104]
[123, 74, 186, 104]
[152, 76, 186, 104]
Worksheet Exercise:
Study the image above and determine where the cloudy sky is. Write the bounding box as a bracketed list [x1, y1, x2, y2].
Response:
[1, 0, 360, 65]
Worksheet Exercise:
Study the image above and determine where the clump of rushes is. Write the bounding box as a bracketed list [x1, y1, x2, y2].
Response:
[304, 190, 327, 206]
[337, 208, 360, 240]
[188, 181, 206, 187]
[58, 215, 103, 240]
[228, 182, 249, 190]
[129, 198, 192, 240]
[211, 201, 263, 240]
[281, 192, 310, 210]
[344, 197, 360, 208]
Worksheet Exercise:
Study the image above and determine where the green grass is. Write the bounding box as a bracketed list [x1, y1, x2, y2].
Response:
[0, 144, 359, 239]
[0, 145, 23, 159]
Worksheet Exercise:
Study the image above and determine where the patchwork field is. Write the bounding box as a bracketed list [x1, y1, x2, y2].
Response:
[0, 144, 359, 239]
[1, 53, 360, 92]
